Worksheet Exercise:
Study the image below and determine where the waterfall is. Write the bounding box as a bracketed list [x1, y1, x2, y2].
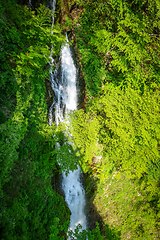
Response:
[48, 0, 58, 126]
[49, 1, 87, 238]
[50, 0, 56, 24]
[50, 38, 87, 239]
[61, 41, 87, 236]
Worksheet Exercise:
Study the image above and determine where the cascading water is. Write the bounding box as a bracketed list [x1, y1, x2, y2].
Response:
[60, 40, 87, 235]
[49, 1, 87, 238]
[48, 0, 57, 126]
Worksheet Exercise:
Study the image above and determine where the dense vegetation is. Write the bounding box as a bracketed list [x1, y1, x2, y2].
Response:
[0, 1, 104, 239]
[66, 0, 160, 239]
[0, 0, 160, 239]
[0, 1, 71, 239]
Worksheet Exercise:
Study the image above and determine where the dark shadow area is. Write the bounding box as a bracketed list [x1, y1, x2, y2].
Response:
[17, 0, 48, 8]
[0, 126, 71, 239]
[83, 172, 121, 240]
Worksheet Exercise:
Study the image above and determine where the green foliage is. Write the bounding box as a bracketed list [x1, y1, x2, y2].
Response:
[1, 0, 160, 239]
[93, 172, 159, 239]
[92, 85, 159, 180]
[69, 109, 100, 172]
[0, 109, 7, 123]
[65, 16, 72, 29]
[68, 223, 104, 240]
[69, 84, 160, 238]
[72, 1, 160, 237]
[0, 2, 69, 239]
[55, 138, 79, 174]
[147, 158, 160, 181]
[74, 0, 160, 97]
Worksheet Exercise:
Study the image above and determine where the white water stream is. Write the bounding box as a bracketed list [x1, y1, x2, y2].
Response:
[50, 38, 87, 238]
[61, 41, 87, 235]
[49, 1, 87, 237]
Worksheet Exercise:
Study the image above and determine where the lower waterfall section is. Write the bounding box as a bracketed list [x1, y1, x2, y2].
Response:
[49, 38, 87, 237]
[62, 167, 87, 234]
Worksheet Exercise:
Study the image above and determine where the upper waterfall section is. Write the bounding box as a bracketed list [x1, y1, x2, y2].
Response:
[61, 39, 77, 111]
